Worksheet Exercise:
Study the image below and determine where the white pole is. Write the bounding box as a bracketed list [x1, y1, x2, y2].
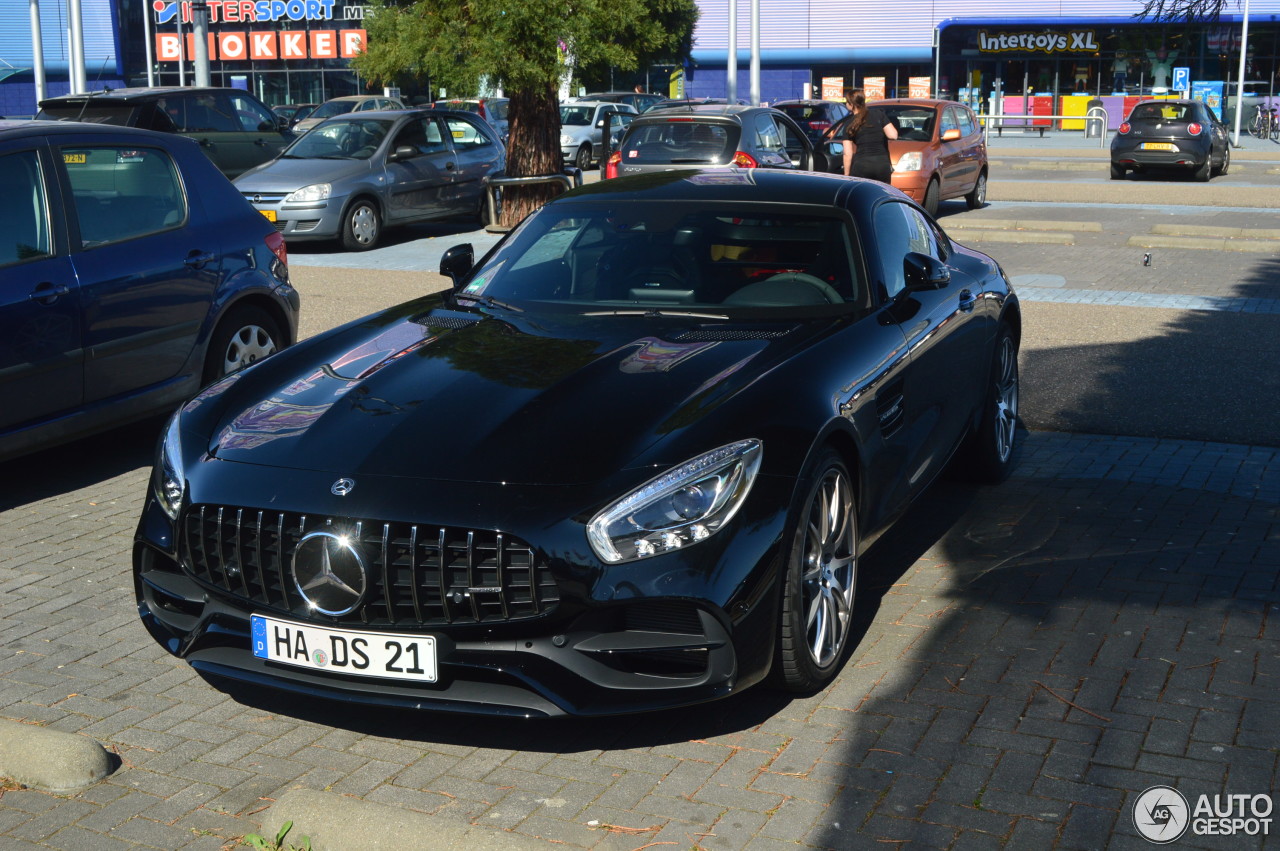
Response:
[933, 25, 941, 98]
[143, 0, 155, 86]
[1232, 0, 1250, 146]
[67, 0, 85, 92]
[177, 15, 185, 87]
[749, 0, 760, 105]
[726, 0, 737, 103]
[29, 0, 46, 104]
[192, 0, 210, 86]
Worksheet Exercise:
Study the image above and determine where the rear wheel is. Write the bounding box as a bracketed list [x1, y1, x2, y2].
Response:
[1109, 162, 1126, 180]
[922, 177, 940, 217]
[341, 199, 381, 251]
[1214, 143, 1231, 177]
[774, 448, 858, 692]
[203, 305, 282, 384]
[1193, 157, 1211, 182]
[960, 324, 1020, 483]
[574, 144, 592, 171]
[964, 172, 987, 209]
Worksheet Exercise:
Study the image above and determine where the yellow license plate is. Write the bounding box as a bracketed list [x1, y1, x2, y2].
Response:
[259, 209, 277, 222]
[1141, 142, 1177, 151]
[63, 153, 87, 164]
[452, 130, 464, 138]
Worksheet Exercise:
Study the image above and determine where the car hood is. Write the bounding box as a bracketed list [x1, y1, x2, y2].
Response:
[197, 299, 819, 485]
[234, 156, 374, 189]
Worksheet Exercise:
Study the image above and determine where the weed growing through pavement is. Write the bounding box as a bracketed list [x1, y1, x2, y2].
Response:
[240, 820, 311, 851]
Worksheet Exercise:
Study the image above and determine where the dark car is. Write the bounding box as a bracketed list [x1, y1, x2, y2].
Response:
[273, 103, 318, 127]
[825, 99, 989, 217]
[771, 98, 849, 147]
[234, 109, 505, 250]
[133, 168, 1020, 717]
[0, 119, 298, 462]
[1110, 99, 1231, 181]
[576, 90, 665, 113]
[643, 97, 749, 113]
[605, 104, 818, 178]
[37, 87, 293, 178]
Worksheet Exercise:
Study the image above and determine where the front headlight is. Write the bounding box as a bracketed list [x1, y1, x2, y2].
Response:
[560, 133, 572, 146]
[154, 412, 186, 520]
[894, 151, 922, 172]
[284, 183, 332, 203]
[587, 440, 763, 563]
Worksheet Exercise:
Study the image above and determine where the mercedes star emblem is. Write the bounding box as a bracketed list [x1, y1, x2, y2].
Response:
[331, 478, 355, 496]
[291, 531, 368, 616]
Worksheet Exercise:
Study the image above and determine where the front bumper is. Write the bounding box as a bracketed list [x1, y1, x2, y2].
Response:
[243, 197, 349, 242]
[891, 171, 928, 202]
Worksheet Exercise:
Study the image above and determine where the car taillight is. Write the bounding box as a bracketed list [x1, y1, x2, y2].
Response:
[265, 231, 287, 267]
[606, 150, 621, 179]
[1118, 122, 1131, 134]
[809, 120, 830, 132]
[732, 150, 758, 168]
[1187, 122, 1203, 135]
[477, 100, 487, 119]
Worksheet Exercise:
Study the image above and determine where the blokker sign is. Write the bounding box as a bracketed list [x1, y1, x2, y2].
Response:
[154, 29, 365, 61]
[977, 30, 1100, 54]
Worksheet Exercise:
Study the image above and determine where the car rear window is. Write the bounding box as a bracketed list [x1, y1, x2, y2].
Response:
[1130, 103, 1192, 122]
[560, 105, 595, 126]
[619, 121, 737, 165]
[37, 103, 138, 126]
[776, 105, 824, 122]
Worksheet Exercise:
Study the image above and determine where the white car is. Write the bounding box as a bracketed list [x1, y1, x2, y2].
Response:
[559, 100, 637, 169]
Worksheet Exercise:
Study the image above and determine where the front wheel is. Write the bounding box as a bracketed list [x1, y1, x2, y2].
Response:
[202, 305, 282, 384]
[774, 448, 858, 692]
[965, 172, 987, 209]
[922, 177, 940, 218]
[341, 199, 381, 251]
[574, 144, 592, 171]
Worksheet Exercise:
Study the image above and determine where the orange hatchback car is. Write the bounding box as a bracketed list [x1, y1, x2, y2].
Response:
[828, 98, 988, 217]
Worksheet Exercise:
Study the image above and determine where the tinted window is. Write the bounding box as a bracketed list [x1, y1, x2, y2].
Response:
[1131, 102, 1191, 122]
[619, 121, 734, 164]
[310, 100, 358, 120]
[228, 91, 276, 131]
[560, 106, 594, 126]
[171, 92, 239, 132]
[0, 150, 53, 267]
[37, 103, 136, 126]
[874, 201, 940, 298]
[489, 100, 509, 120]
[62, 145, 186, 247]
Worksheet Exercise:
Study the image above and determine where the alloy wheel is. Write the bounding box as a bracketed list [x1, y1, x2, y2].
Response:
[801, 467, 856, 668]
[992, 334, 1019, 462]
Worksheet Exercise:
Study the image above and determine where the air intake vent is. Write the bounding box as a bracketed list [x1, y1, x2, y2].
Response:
[672, 326, 793, 342]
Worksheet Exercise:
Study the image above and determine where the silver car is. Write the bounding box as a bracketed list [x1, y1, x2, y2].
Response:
[234, 109, 505, 251]
[560, 100, 638, 170]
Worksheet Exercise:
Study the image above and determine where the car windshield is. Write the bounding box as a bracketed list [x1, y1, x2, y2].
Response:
[880, 106, 936, 141]
[462, 198, 864, 313]
[560, 106, 594, 126]
[283, 119, 391, 159]
[310, 100, 359, 120]
[618, 122, 735, 164]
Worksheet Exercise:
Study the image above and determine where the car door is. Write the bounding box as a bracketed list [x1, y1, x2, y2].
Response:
[383, 115, 451, 222]
[440, 113, 502, 214]
[225, 91, 291, 174]
[0, 141, 84, 433]
[936, 105, 969, 197]
[751, 113, 792, 168]
[52, 134, 215, 402]
[870, 199, 989, 506]
[773, 113, 814, 170]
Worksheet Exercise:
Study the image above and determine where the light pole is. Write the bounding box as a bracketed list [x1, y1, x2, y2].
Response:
[192, 0, 211, 87]
[1232, 0, 1251, 147]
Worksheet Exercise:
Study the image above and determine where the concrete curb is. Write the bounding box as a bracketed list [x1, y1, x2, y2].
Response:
[955, 218, 1101, 232]
[1127, 234, 1280, 252]
[0, 719, 112, 792]
[947, 228, 1075, 245]
[260, 789, 560, 851]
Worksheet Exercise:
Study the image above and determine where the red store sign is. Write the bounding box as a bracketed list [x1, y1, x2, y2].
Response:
[154, 29, 366, 61]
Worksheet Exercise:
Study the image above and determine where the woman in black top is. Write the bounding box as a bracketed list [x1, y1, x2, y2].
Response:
[838, 87, 897, 183]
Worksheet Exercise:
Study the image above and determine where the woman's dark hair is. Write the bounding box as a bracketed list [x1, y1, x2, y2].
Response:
[845, 87, 869, 134]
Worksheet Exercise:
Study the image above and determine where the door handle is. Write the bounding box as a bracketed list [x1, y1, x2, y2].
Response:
[254, 138, 268, 146]
[958, 289, 975, 313]
[184, 251, 216, 268]
[198, 138, 213, 147]
[28, 282, 69, 305]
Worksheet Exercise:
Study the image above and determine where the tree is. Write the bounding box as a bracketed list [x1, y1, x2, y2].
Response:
[353, 0, 698, 227]
[1132, 0, 1231, 22]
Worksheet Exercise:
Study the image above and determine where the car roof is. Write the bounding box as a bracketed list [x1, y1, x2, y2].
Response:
[39, 86, 245, 105]
[0, 117, 180, 139]
[309, 107, 476, 121]
[632, 103, 774, 121]
[772, 99, 839, 106]
[561, 167, 883, 208]
[874, 99, 962, 109]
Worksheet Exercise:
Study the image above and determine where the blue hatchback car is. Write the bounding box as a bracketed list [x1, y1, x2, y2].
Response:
[0, 119, 299, 462]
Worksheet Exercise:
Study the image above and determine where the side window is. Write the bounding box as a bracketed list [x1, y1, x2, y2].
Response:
[445, 115, 492, 149]
[872, 201, 930, 299]
[957, 107, 978, 137]
[903, 206, 940, 257]
[62, 146, 186, 248]
[754, 113, 784, 154]
[940, 107, 960, 136]
[0, 150, 53, 267]
[228, 92, 276, 132]
[775, 117, 808, 166]
[392, 118, 449, 155]
[174, 92, 239, 132]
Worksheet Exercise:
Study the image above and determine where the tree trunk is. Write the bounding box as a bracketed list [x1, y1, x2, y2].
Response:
[501, 83, 568, 228]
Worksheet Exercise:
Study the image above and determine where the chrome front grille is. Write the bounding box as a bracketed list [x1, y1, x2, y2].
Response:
[180, 505, 559, 628]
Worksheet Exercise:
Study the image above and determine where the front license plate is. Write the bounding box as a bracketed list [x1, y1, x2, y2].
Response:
[1141, 142, 1177, 151]
[259, 209, 277, 222]
[251, 614, 437, 682]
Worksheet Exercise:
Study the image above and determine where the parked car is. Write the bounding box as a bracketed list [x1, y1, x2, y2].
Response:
[643, 97, 749, 113]
[825, 98, 989, 217]
[37, 86, 293, 178]
[292, 95, 407, 134]
[234, 108, 505, 250]
[575, 90, 665, 113]
[273, 103, 318, 127]
[431, 97, 509, 144]
[0, 119, 298, 462]
[133, 168, 1021, 717]
[560, 100, 638, 169]
[1110, 98, 1230, 181]
[771, 98, 850, 147]
[605, 103, 816, 178]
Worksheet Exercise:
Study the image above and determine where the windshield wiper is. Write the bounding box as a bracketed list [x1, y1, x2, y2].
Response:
[583, 308, 729, 320]
[453, 292, 524, 313]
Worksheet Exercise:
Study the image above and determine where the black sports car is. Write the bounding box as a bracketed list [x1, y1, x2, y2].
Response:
[134, 169, 1021, 717]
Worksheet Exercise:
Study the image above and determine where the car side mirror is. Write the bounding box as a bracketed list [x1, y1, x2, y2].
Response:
[388, 145, 420, 162]
[940, 128, 961, 142]
[903, 251, 950, 290]
[271, 117, 289, 132]
[440, 243, 475, 288]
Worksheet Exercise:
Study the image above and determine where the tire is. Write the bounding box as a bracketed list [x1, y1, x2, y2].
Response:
[774, 448, 858, 692]
[574, 144, 592, 171]
[960, 324, 1020, 484]
[341, 198, 381, 251]
[202, 305, 282, 384]
[1110, 162, 1126, 180]
[964, 171, 987, 209]
[922, 177, 940, 218]
[1214, 143, 1230, 177]
[1271, 120, 1279, 143]
[1193, 157, 1211, 182]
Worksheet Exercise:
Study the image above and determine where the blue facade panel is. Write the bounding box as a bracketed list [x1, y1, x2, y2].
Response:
[0, 0, 120, 74]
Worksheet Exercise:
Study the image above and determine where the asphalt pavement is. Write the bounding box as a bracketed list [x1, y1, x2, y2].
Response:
[0, 128, 1278, 851]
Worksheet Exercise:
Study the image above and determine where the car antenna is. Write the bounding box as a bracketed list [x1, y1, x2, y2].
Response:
[73, 87, 111, 123]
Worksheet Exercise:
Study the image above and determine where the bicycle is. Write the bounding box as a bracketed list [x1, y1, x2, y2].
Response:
[1249, 103, 1276, 140]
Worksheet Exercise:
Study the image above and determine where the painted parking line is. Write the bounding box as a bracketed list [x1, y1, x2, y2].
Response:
[1015, 284, 1280, 314]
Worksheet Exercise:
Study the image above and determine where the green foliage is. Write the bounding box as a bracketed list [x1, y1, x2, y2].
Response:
[241, 820, 312, 851]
